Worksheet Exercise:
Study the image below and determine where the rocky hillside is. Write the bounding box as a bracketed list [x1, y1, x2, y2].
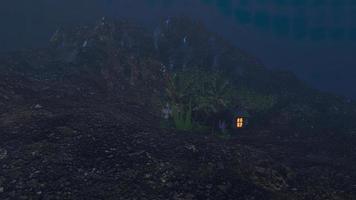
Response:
[0, 18, 355, 200]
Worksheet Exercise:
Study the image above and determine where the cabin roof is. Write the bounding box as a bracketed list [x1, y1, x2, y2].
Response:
[235, 110, 250, 117]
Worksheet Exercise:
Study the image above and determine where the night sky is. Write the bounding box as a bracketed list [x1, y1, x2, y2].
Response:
[1, 0, 356, 99]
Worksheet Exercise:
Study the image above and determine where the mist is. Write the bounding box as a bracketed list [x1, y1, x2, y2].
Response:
[0, 1, 355, 199]
[1, 0, 356, 98]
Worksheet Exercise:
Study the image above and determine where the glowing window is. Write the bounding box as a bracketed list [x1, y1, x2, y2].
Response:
[236, 117, 244, 128]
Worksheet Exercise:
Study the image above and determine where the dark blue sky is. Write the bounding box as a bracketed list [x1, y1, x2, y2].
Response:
[1, 0, 356, 98]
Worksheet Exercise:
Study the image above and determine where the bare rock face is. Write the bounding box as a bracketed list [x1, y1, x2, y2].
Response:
[48, 19, 168, 114]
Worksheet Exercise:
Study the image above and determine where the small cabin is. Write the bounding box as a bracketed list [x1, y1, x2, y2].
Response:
[214, 108, 250, 133]
[233, 110, 249, 129]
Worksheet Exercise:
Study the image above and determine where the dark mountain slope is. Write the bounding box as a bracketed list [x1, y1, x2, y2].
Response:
[0, 65, 290, 200]
[0, 18, 355, 200]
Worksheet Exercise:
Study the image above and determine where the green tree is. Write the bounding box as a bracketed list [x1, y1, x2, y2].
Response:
[165, 69, 236, 128]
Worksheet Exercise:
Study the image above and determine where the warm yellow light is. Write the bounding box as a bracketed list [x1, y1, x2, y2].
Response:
[236, 117, 244, 128]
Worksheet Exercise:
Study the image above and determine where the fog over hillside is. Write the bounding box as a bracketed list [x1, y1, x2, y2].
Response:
[1, 0, 356, 99]
[0, 2, 356, 199]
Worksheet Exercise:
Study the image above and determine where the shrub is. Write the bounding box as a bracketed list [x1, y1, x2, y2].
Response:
[172, 101, 193, 131]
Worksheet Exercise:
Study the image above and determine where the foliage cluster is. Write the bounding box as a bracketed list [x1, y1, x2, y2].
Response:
[166, 69, 236, 111]
[164, 69, 237, 131]
[236, 88, 277, 113]
[163, 68, 281, 132]
[171, 101, 193, 131]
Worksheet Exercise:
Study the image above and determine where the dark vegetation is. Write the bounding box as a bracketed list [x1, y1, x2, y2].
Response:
[0, 17, 355, 199]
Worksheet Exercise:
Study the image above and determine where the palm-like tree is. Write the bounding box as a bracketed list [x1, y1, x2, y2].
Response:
[165, 69, 235, 115]
[194, 73, 235, 114]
